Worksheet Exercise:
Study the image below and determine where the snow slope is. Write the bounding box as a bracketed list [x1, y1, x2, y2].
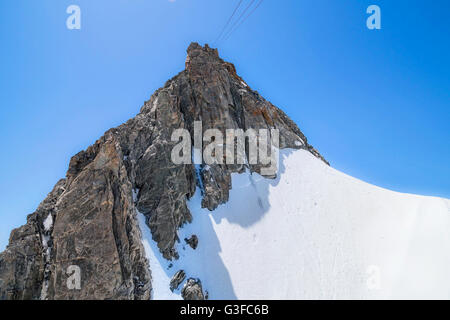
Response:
[140, 149, 450, 300]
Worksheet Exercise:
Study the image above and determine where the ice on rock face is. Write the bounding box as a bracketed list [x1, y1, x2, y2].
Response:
[43, 214, 53, 232]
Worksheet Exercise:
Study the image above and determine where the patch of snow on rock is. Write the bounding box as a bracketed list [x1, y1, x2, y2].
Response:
[43, 214, 53, 232]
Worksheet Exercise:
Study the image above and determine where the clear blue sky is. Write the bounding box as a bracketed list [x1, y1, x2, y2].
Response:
[0, 0, 449, 250]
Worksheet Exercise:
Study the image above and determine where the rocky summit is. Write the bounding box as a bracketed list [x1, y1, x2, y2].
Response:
[0, 43, 326, 300]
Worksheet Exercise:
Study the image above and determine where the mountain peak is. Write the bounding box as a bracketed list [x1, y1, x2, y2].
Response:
[187, 42, 219, 58]
[185, 42, 219, 69]
[0, 43, 326, 300]
[185, 42, 245, 85]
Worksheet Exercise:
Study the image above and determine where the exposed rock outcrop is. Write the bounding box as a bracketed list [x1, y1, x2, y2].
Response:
[0, 42, 327, 300]
[181, 278, 205, 300]
[185, 235, 198, 250]
[170, 270, 186, 292]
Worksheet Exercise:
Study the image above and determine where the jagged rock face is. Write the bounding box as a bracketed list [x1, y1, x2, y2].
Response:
[185, 235, 198, 250]
[1, 137, 152, 300]
[51, 137, 151, 300]
[170, 270, 186, 292]
[181, 278, 205, 300]
[0, 43, 326, 300]
[0, 180, 65, 300]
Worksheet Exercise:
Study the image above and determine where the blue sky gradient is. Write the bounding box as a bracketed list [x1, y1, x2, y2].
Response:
[0, 0, 449, 250]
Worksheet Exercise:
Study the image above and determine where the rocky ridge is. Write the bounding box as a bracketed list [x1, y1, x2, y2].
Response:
[0, 43, 327, 300]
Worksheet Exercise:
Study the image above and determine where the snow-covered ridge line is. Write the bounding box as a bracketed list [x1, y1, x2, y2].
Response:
[138, 148, 450, 300]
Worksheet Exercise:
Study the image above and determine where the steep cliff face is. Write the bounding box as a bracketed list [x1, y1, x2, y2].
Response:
[0, 43, 325, 300]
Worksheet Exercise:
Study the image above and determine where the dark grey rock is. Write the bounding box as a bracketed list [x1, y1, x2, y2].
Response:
[184, 235, 198, 250]
[170, 270, 186, 292]
[181, 278, 205, 300]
